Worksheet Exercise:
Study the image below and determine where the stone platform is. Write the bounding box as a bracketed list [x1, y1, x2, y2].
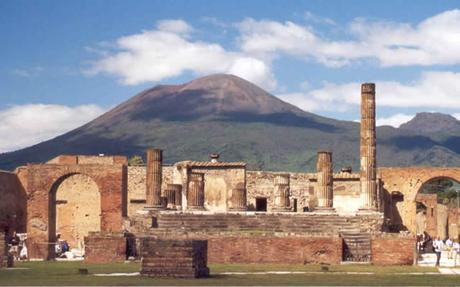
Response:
[141, 239, 209, 278]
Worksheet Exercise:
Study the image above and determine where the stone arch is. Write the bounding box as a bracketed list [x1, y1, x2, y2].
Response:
[414, 175, 460, 238]
[48, 172, 101, 258]
[380, 167, 460, 235]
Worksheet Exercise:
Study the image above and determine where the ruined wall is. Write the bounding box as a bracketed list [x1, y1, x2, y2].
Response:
[20, 163, 126, 259]
[47, 155, 127, 165]
[371, 234, 415, 265]
[0, 171, 26, 233]
[139, 234, 342, 265]
[448, 209, 459, 240]
[55, 174, 101, 249]
[84, 233, 126, 263]
[127, 166, 173, 216]
[206, 235, 342, 264]
[189, 167, 245, 212]
[0, 232, 5, 268]
[379, 167, 460, 234]
[246, 171, 361, 214]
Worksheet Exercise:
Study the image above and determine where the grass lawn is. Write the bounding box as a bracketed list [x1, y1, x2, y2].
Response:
[0, 261, 458, 286]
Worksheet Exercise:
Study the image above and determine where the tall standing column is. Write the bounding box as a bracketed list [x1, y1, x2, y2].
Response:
[315, 151, 335, 212]
[272, 174, 291, 212]
[229, 182, 247, 211]
[187, 173, 205, 210]
[360, 83, 378, 211]
[145, 148, 164, 209]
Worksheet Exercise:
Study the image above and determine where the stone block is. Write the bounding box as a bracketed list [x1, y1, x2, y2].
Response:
[84, 233, 126, 263]
[141, 239, 209, 278]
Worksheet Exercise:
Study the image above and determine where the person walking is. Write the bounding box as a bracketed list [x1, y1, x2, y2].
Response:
[433, 237, 444, 267]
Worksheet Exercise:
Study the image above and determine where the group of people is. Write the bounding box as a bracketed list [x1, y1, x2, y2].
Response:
[418, 232, 460, 266]
[5, 230, 27, 262]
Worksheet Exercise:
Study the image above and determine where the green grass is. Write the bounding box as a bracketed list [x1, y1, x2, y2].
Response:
[0, 261, 457, 286]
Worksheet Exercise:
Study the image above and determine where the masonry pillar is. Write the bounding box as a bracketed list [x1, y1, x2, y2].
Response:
[229, 182, 247, 211]
[145, 148, 164, 209]
[315, 151, 335, 212]
[359, 83, 378, 211]
[272, 174, 291, 212]
[165, 184, 177, 210]
[187, 173, 205, 210]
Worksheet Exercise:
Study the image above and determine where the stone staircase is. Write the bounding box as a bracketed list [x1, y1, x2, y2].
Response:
[144, 212, 365, 235]
[341, 231, 372, 263]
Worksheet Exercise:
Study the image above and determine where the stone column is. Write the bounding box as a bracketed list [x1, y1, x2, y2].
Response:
[145, 148, 164, 209]
[272, 174, 291, 212]
[165, 184, 178, 210]
[187, 173, 205, 210]
[315, 151, 335, 212]
[229, 182, 247, 211]
[360, 83, 378, 211]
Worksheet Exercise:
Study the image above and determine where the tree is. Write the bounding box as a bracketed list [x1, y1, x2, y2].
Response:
[128, 155, 144, 166]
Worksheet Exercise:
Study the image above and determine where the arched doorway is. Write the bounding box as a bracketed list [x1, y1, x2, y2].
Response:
[416, 177, 460, 239]
[48, 173, 101, 258]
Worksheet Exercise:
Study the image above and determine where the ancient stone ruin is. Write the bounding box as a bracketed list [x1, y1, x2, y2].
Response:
[0, 83, 459, 269]
[141, 239, 209, 278]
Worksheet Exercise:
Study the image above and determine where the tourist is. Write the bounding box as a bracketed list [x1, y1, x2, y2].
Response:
[7, 231, 20, 261]
[446, 237, 454, 259]
[453, 240, 460, 266]
[433, 237, 444, 267]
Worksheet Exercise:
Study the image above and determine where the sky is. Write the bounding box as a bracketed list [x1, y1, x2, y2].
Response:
[1, 0, 460, 152]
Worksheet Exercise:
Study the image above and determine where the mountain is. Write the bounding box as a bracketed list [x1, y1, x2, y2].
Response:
[1, 74, 460, 172]
[400, 112, 460, 134]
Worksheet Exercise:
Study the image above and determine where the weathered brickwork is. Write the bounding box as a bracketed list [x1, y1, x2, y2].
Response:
[55, 174, 101, 250]
[141, 239, 209, 278]
[84, 233, 126, 263]
[0, 232, 5, 268]
[0, 171, 27, 233]
[371, 234, 415, 265]
[379, 167, 460, 235]
[205, 235, 342, 264]
[18, 160, 126, 260]
[139, 234, 341, 265]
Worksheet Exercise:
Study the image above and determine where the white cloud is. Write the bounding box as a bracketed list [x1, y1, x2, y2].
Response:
[376, 114, 414, 127]
[156, 19, 193, 35]
[278, 71, 460, 113]
[0, 104, 105, 153]
[238, 9, 460, 67]
[87, 19, 276, 90]
[12, 66, 44, 77]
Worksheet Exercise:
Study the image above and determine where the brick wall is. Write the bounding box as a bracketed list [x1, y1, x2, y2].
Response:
[150, 235, 343, 265]
[371, 235, 415, 265]
[0, 232, 5, 268]
[0, 171, 27, 233]
[84, 233, 126, 263]
[207, 235, 342, 264]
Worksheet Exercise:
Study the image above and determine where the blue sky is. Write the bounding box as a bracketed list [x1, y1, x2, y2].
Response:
[1, 0, 460, 152]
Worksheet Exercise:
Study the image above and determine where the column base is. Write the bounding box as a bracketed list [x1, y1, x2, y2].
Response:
[314, 207, 336, 213]
[187, 206, 206, 211]
[357, 207, 379, 214]
[144, 205, 166, 211]
[271, 207, 293, 212]
[229, 207, 247, 212]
